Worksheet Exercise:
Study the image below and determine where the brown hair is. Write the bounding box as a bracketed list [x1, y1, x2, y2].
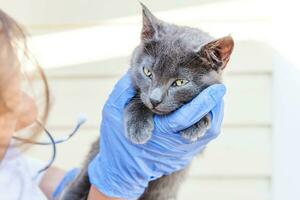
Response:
[0, 9, 50, 142]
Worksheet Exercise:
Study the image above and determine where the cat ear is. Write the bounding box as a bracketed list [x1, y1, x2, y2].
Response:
[140, 2, 159, 42]
[199, 36, 234, 70]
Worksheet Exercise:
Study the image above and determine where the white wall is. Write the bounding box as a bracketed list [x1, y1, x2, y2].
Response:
[272, 1, 300, 199]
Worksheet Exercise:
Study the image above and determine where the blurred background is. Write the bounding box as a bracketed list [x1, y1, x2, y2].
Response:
[1, 0, 299, 199]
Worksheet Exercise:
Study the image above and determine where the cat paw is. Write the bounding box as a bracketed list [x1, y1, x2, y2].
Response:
[125, 118, 154, 144]
[181, 118, 211, 142]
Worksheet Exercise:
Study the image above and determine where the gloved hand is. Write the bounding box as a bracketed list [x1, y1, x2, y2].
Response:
[88, 73, 226, 200]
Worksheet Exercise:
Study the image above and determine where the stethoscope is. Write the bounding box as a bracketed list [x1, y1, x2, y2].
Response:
[12, 114, 86, 175]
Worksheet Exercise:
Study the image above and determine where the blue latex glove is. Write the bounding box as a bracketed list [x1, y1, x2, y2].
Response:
[52, 168, 79, 199]
[88, 73, 226, 200]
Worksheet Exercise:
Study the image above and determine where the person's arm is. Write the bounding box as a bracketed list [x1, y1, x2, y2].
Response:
[39, 166, 66, 199]
[88, 186, 121, 200]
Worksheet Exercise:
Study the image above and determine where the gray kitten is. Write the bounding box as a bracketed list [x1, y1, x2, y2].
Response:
[60, 3, 233, 200]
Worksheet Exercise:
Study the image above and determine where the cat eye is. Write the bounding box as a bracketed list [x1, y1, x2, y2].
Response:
[143, 67, 153, 78]
[172, 79, 189, 87]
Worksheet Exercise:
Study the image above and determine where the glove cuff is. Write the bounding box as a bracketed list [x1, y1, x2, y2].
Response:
[88, 154, 146, 200]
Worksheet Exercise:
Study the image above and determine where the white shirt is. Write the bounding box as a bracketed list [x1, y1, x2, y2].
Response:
[0, 147, 47, 200]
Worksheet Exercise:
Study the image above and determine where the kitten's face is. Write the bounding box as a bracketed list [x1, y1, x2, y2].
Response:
[130, 4, 234, 115]
[131, 41, 218, 115]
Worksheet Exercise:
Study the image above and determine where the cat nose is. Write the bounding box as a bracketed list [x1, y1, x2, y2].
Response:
[150, 98, 162, 107]
[149, 88, 163, 108]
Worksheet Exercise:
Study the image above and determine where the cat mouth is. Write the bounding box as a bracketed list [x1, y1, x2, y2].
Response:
[151, 108, 169, 115]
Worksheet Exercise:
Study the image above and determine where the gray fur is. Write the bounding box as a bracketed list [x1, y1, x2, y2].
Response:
[124, 97, 154, 144]
[60, 3, 233, 200]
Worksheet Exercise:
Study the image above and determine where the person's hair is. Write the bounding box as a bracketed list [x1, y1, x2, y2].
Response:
[0, 9, 50, 142]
